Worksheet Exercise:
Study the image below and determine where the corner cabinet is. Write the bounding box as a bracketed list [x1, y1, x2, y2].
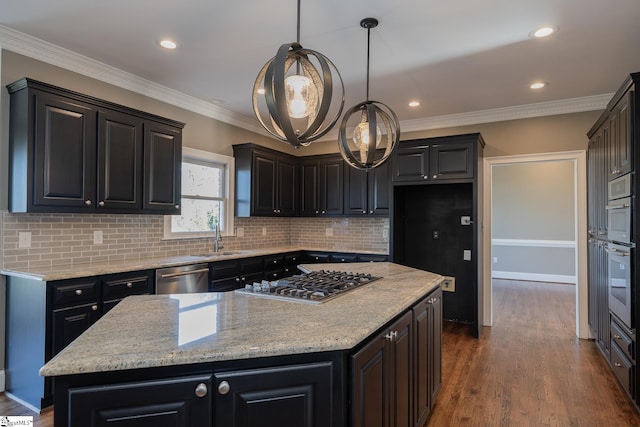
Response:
[233, 144, 298, 217]
[7, 78, 183, 214]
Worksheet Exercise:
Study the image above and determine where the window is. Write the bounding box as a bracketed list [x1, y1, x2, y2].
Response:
[164, 147, 234, 239]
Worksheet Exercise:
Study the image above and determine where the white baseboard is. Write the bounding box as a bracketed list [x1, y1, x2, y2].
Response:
[492, 271, 576, 284]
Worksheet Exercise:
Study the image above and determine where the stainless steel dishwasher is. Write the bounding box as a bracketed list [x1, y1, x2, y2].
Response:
[156, 264, 209, 294]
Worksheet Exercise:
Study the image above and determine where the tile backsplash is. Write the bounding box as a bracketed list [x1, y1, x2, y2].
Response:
[1, 211, 389, 270]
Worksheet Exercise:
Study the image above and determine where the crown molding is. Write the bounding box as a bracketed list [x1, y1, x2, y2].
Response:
[399, 94, 611, 134]
[0, 25, 611, 140]
[0, 25, 268, 136]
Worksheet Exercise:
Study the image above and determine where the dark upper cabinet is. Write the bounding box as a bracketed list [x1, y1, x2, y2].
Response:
[608, 90, 633, 180]
[7, 78, 184, 214]
[300, 155, 344, 216]
[344, 159, 391, 216]
[391, 136, 476, 183]
[143, 122, 182, 212]
[233, 144, 297, 217]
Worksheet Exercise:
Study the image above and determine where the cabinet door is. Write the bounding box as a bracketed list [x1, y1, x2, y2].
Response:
[344, 166, 368, 215]
[368, 160, 391, 215]
[33, 91, 96, 209]
[143, 122, 181, 213]
[68, 374, 212, 427]
[389, 311, 413, 427]
[609, 91, 633, 179]
[412, 297, 431, 426]
[97, 110, 143, 210]
[352, 332, 388, 427]
[320, 157, 344, 215]
[430, 142, 474, 180]
[252, 151, 277, 215]
[277, 156, 298, 215]
[52, 302, 100, 355]
[430, 290, 443, 403]
[391, 145, 429, 182]
[214, 362, 333, 427]
[300, 160, 320, 215]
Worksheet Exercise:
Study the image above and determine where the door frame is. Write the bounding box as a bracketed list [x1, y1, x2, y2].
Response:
[482, 150, 589, 339]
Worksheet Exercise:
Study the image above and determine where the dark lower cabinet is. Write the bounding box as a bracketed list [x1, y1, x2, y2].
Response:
[351, 288, 442, 427]
[52, 303, 101, 355]
[214, 362, 333, 427]
[68, 374, 213, 427]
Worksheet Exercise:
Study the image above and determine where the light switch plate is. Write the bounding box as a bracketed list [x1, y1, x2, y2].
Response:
[325, 228, 333, 236]
[463, 250, 472, 261]
[93, 230, 103, 245]
[236, 227, 244, 237]
[461, 216, 472, 225]
[262, 227, 267, 236]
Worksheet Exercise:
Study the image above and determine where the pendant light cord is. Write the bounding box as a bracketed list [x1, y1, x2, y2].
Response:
[296, 0, 301, 43]
[366, 26, 371, 101]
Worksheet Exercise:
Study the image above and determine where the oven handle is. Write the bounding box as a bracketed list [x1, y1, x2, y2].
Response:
[605, 203, 631, 210]
[605, 247, 630, 256]
[160, 268, 210, 279]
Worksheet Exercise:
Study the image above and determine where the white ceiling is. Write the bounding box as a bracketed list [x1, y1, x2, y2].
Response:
[2, 0, 640, 136]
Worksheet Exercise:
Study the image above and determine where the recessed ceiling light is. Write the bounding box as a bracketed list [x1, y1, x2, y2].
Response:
[531, 26, 557, 38]
[160, 39, 177, 49]
[408, 101, 420, 107]
[530, 82, 547, 90]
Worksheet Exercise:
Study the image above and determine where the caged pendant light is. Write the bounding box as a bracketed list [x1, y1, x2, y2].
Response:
[338, 18, 400, 170]
[252, 0, 345, 148]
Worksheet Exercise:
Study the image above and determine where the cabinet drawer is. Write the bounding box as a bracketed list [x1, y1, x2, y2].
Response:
[610, 342, 634, 397]
[102, 271, 153, 301]
[264, 268, 284, 281]
[304, 252, 331, 263]
[51, 278, 100, 307]
[357, 254, 388, 262]
[330, 253, 358, 263]
[210, 260, 240, 279]
[240, 257, 264, 274]
[263, 254, 285, 268]
[284, 252, 302, 266]
[611, 319, 634, 361]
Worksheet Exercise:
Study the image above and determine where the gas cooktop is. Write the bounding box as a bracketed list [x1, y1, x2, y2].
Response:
[234, 270, 382, 304]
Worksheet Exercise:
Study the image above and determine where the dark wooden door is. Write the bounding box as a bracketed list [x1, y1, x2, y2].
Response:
[430, 142, 474, 180]
[52, 302, 100, 355]
[251, 152, 277, 215]
[214, 362, 333, 427]
[143, 122, 181, 213]
[300, 160, 320, 215]
[68, 374, 212, 427]
[277, 156, 297, 215]
[344, 166, 368, 215]
[352, 330, 387, 427]
[32, 91, 96, 209]
[391, 145, 429, 182]
[97, 110, 143, 210]
[368, 160, 391, 215]
[319, 157, 344, 215]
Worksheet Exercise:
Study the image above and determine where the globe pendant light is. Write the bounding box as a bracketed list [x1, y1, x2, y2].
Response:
[253, 0, 345, 148]
[338, 18, 400, 169]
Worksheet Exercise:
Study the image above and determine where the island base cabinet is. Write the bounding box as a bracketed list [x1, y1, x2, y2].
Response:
[214, 362, 334, 427]
[66, 374, 213, 427]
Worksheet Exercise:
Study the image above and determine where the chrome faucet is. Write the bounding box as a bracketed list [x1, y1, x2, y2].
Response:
[213, 224, 224, 253]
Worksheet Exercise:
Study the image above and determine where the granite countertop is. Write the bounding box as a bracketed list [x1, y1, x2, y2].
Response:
[0, 246, 388, 281]
[40, 262, 442, 377]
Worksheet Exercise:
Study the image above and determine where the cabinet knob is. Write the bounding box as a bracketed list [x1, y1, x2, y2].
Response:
[98, 201, 105, 207]
[236, 277, 241, 282]
[75, 289, 83, 296]
[91, 305, 98, 311]
[85, 200, 92, 206]
[433, 175, 437, 179]
[613, 334, 622, 340]
[315, 210, 319, 214]
[322, 210, 326, 214]
[195, 383, 208, 398]
[369, 210, 373, 214]
[614, 362, 623, 368]
[175, 205, 180, 209]
[126, 282, 133, 288]
[423, 176, 428, 179]
[362, 210, 367, 214]
[218, 381, 230, 395]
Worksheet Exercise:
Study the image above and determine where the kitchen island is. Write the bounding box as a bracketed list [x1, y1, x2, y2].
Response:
[41, 262, 443, 427]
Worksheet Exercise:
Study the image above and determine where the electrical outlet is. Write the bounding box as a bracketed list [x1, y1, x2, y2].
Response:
[18, 232, 31, 248]
[463, 250, 472, 261]
[236, 227, 244, 237]
[93, 230, 103, 245]
[442, 276, 456, 292]
[262, 227, 267, 236]
[382, 229, 389, 239]
[325, 227, 333, 236]
[493, 257, 498, 263]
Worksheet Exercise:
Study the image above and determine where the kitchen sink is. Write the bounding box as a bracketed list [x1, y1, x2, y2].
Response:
[195, 251, 246, 257]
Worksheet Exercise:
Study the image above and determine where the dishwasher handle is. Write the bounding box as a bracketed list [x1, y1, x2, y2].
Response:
[160, 268, 210, 279]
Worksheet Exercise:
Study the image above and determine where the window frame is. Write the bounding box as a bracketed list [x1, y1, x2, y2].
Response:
[163, 147, 235, 240]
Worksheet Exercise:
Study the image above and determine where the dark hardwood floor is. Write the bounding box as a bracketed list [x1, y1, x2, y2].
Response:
[429, 279, 640, 426]
[1, 279, 639, 426]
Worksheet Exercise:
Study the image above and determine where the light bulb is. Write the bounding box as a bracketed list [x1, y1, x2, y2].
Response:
[353, 116, 382, 162]
[285, 74, 318, 119]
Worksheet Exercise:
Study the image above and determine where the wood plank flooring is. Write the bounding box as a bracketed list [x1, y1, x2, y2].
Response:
[1, 279, 639, 426]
